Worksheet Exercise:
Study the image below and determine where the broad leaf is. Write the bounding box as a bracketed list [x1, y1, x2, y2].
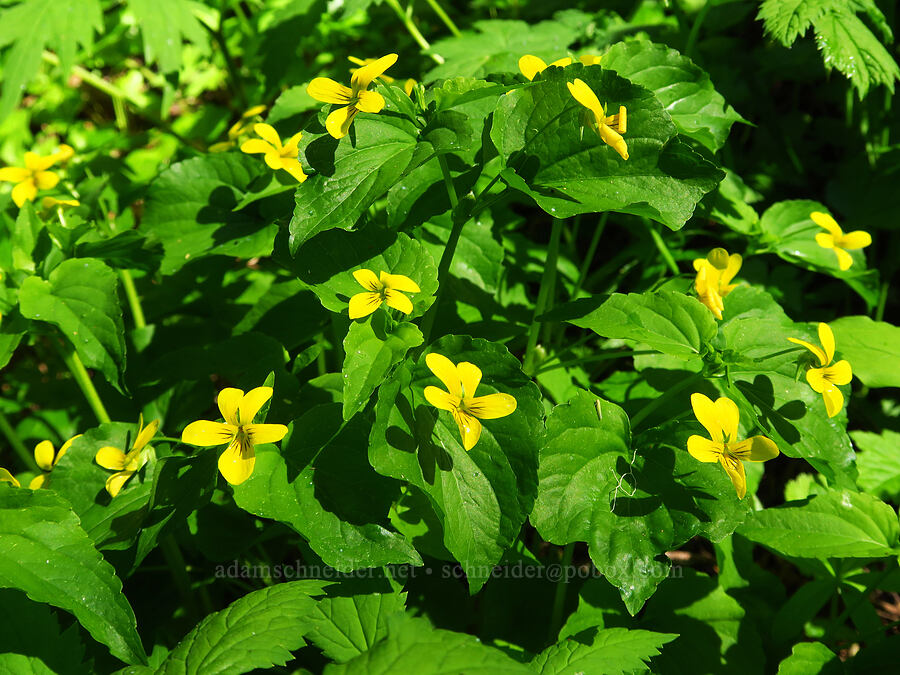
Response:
[853, 430, 900, 500]
[126, 0, 208, 74]
[757, 0, 829, 46]
[830, 315, 900, 388]
[19, 258, 127, 392]
[305, 592, 407, 663]
[0, 489, 146, 665]
[532, 627, 677, 675]
[777, 642, 843, 675]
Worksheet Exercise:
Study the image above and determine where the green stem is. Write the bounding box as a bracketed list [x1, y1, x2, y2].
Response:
[0, 410, 38, 471]
[524, 219, 564, 375]
[118, 269, 147, 330]
[59, 344, 111, 424]
[644, 219, 680, 276]
[160, 536, 201, 620]
[875, 281, 888, 322]
[424, 0, 461, 37]
[536, 350, 655, 375]
[209, 26, 248, 108]
[630, 372, 703, 430]
[684, 3, 710, 60]
[548, 542, 575, 643]
[823, 563, 896, 643]
[572, 214, 607, 298]
[383, 0, 444, 63]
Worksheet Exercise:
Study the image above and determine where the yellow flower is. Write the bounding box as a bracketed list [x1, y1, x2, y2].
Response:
[403, 79, 416, 96]
[41, 196, 80, 210]
[0, 152, 62, 207]
[423, 353, 517, 451]
[210, 105, 268, 153]
[240, 123, 307, 183]
[30, 434, 81, 489]
[518, 54, 601, 80]
[693, 247, 742, 320]
[348, 269, 421, 319]
[348, 55, 396, 84]
[95, 416, 159, 497]
[687, 393, 779, 499]
[788, 322, 852, 418]
[0, 467, 20, 488]
[307, 53, 397, 139]
[810, 211, 871, 271]
[48, 144, 75, 164]
[181, 386, 288, 486]
[566, 78, 628, 160]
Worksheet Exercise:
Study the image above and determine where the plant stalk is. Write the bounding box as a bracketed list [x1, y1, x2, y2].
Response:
[119, 269, 147, 330]
[0, 410, 39, 472]
[424, 0, 462, 37]
[383, 0, 444, 63]
[548, 542, 575, 643]
[524, 219, 563, 375]
[630, 372, 703, 429]
[60, 344, 112, 424]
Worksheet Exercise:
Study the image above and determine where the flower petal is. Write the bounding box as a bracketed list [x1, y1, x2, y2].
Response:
[833, 246, 853, 271]
[690, 393, 724, 443]
[239, 387, 273, 425]
[518, 54, 548, 80]
[181, 420, 237, 447]
[731, 436, 779, 462]
[350, 53, 397, 91]
[263, 150, 283, 171]
[105, 471, 134, 498]
[818, 322, 835, 365]
[839, 231, 872, 250]
[133, 418, 159, 452]
[815, 232, 835, 249]
[567, 78, 603, 115]
[24, 152, 56, 171]
[826, 359, 852, 386]
[245, 423, 288, 445]
[355, 90, 385, 114]
[806, 367, 829, 393]
[242, 104, 267, 118]
[0, 167, 30, 182]
[34, 171, 59, 190]
[282, 132, 304, 156]
[549, 57, 573, 68]
[307, 77, 353, 104]
[466, 393, 517, 420]
[218, 436, 255, 485]
[379, 271, 420, 293]
[714, 397, 740, 443]
[383, 288, 413, 314]
[55, 434, 81, 465]
[599, 123, 628, 160]
[348, 291, 383, 319]
[787, 337, 828, 367]
[326, 105, 358, 139]
[424, 386, 460, 411]
[687, 435, 721, 462]
[425, 353, 462, 398]
[95, 446, 128, 471]
[217, 388, 244, 425]
[279, 158, 308, 183]
[720, 455, 747, 499]
[0, 467, 20, 487]
[29, 474, 47, 490]
[810, 211, 842, 237]
[579, 54, 602, 66]
[452, 409, 482, 451]
[12, 180, 37, 207]
[240, 139, 275, 155]
[34, 440, 55, 471]
[822, 385, 844, 418]
[353, 268, 382, 291]
[720, 253, 742, 289]
[456, 362, 482, 399]
[252, 123, 282, 150]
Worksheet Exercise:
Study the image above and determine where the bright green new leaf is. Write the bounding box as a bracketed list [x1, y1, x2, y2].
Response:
[853, 430, 900, 500]
[0, 489, 147, 666]
[776, 642, 843, 675]
[305, 592, 408, 663]
[126, 0, 208, 74]
[19, 258, 127, 393]
[532, 627, 677, 675]
[757, 0, 830, 46]
[419, 213, 504, 294]
[830, 315, 900, 388]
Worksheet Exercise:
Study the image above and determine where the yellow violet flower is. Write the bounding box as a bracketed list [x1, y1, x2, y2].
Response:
[240, 123, 307, 183]
[0, 467, 20, 488]
[348, 57, 415, 96]
[307, 53, 398, 139]
[30, 434, 81, 489]
[0, 152, 62, 207]
[41, 196, 80, 210]
[518, 54, 601, 81]
[566, 78, 628, 160]
[788, 322, 852, 418]
[210, 105, 268, 153]
[95, 416, 159, 498]
[810, 211, 871, 271]
[348, 269, 421, 319]
[423, 353, 517, 451]
[693, 247, 742, 320]
[688, 393, 779, 499]
[48, 144, 75, 164]
[181, 386, 288, 486]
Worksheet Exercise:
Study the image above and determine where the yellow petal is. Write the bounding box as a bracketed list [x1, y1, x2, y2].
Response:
[95, 446, 127, 471]
[424, 386, 460, 411]
[239, 387, 273, 425]
[690, 393, 724, 443]
[0, 468, 20, 487]
[810, 211, 843, 236]
[218, 436, 255, 485]
[41, 196, 79, 209]
[382, 288, 413, 314]
[549, 57, 573, 68]
[713, 397, 740, 443]
[452, 409, 482, 451]
[209, 141, 235, 153]
[815, 232, 835, 249]
[404, 79, 416, 96]
[720, 455, 747, 499]
[0, 167, 30, 182]
[719, 253, 742, 289]
[281, 132, 304, 156]
[355, 90, 385, 114]
[354, 268, 382, 291]
[695, 264, 724, 320]
[24, 152, 56, 171]
[252, 123, 282, 150]
[240, 139, 275, 155]
[578, 54, 602, 66]
[838, 231, 872, 250]
[105, 471, 134, 498]
[833, 247, 853, 271]
[307, 77, 353, 104]
[351, 53, 398, 91]
[133, 418, 159, 452]
[181, 420, 237, 447]
[466, 393, 517, 420]
[731, 436, 779, 462]
[242, 104, 267, 118]
[822, 386, 844, 418]
[12, 181, 37, 207]
[826, 359, 852, 386]
[34, 171, 59, 190]
[217, 388, 244, 425]
[806, 367, 829, 394]
[818, 323, 835, 365]
[280, 158, 308, 183]
[379, 271, 420, 293]
[518, 54, 548, 80]
[425, 353, 462, 398]
[616, 105, 626, 133]
[55, 434, 81, 465]
[50, 144, 74, 163]
[787, 337, 828, 367]
[263, 151, 283, 171]
[245, 423, 288, 445]
[457, 362, 482, 399]
[598, 123, 628, 160]
[687, 435, 721, 462]
[567, 79, 603, 116]
[347, 55, 367, 66]
[326, 105, 358, 139]
[348, 291, 383, 319]
[29, 474, 47, 490]
[34, 440, 56, 471]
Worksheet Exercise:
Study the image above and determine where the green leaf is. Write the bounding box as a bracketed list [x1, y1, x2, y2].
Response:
[324, 615, 534, 674]
[418, 212, 504, 294]
[233, 405, 423, 570]
[19, 258, 127, 392]
[0, 0, 102, 121]
[11, 202, 43, 273]
[0, 489, 146, 665]
[777, 642, 844, 675]
[738, 489, 900, 558]
[532, 627, 677, 675]
[531, 391, 751, 614]
[291, 228, 438, 320]
[125, 0, 208, 74]
[305, 592, 408, 663]
[139, 153, 276, 275]
[422, 78, 497, 163]
[491, 64, 723, 229]
[290, 114, 418, 252]
[757, 0, 830, 46]
[342, 314, 424, 420]
[696, 169, 761, 234]
[369, 335, 543, 593]
[601, 41, 744, 151]
[557, 291, 718, 359]
[154, 581, 328, 674]
[853, 430, 900, 500]
[718, 285, 797, 370]
[830, 315, 900, 388]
